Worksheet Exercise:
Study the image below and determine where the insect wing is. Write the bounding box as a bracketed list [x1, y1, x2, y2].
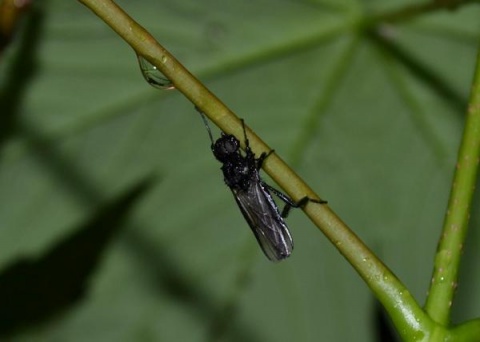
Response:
[232, 182, 293, 261]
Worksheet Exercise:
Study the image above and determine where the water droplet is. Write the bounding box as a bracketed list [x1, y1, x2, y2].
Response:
[137, 55, 174, 90]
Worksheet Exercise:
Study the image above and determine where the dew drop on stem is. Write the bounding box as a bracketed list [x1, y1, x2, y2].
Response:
[137, 55, 175, 90]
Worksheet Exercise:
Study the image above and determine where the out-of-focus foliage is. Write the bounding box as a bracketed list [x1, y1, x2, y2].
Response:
[0, 1, 479, 341]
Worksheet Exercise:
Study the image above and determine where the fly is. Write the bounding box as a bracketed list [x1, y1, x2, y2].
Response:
[198, 111, 326, 262]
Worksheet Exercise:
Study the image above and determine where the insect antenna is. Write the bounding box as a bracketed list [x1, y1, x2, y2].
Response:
[196, 107, 215, 145]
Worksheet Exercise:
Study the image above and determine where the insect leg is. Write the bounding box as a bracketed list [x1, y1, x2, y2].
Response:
[240, 119, 274, 167]
[240, 118, 248, 148]
[262, 182, 327, 218]
[256, 149, 274, 169]
[280, 196, 328, 218]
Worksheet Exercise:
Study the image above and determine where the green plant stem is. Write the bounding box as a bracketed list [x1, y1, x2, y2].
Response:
[424, 49, 480, 325]
[76, 0, 470, 339]
[449, 318, 480, 341]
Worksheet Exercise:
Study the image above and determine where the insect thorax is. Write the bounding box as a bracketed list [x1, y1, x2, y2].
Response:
[221, 157, 258, 191]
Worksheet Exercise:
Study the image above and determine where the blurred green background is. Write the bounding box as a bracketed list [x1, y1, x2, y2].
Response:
[0, 0, 479, 341]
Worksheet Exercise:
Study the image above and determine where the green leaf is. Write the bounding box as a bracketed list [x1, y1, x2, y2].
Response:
[0, 0, 479, 341]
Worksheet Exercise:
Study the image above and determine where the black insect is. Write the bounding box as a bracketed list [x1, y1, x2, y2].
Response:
[199, 112, 325, 262]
